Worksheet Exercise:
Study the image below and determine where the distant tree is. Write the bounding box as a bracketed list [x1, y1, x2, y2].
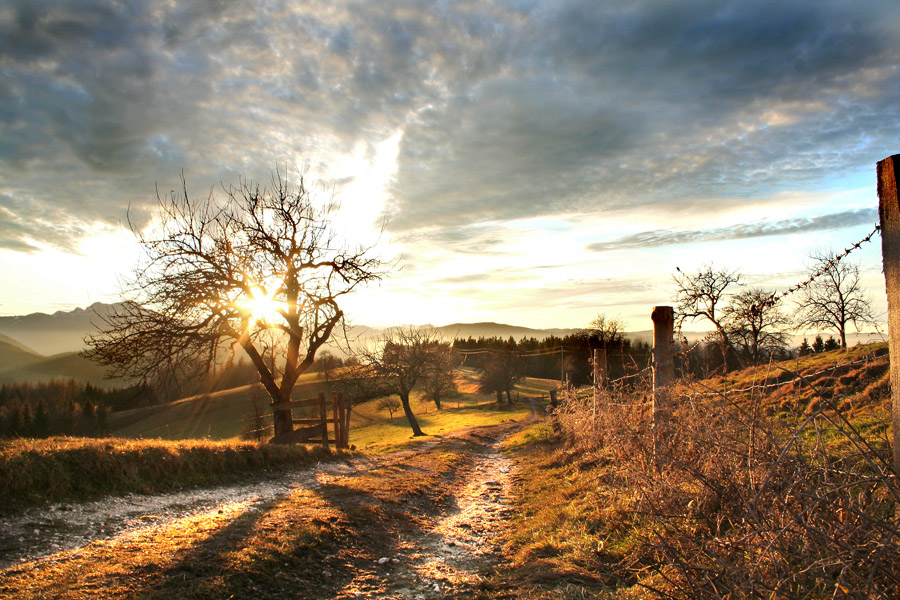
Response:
[377, 397, 402, 419]
[823, 336, 840, 352]
[794, 251, 876, 349]
[83, 171, 384, 438]
[240, 384, 271, 441]
[812, 335, 825, 354]
[674, 265, 745, 370]
[798, 338, 812, 356]
[581, 314, 625, 347]
[314, 351, 343, 386]
[722, 288, 791, 364]
[335, 362, 384, 404]
[421, 343, 458, 409]
[360, 327, 451, 436]
[478, 352, 524, 404]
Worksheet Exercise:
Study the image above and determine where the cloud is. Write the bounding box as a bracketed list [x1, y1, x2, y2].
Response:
[1, 0, 899, 255]
[587, 208, 878, 252]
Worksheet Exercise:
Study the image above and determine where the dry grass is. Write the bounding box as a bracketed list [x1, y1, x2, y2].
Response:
[491, 344, 900, 599]
[0, 436, 335, 514]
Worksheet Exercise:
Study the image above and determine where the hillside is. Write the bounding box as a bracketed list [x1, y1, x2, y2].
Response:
[0, 302, 121, 355]
[0, 345, 895, 599]
[495, 343, 897, 598]
[0, 337, 43, 371]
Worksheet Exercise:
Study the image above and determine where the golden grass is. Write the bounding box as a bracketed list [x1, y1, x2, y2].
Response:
[0, 436, 335, 513]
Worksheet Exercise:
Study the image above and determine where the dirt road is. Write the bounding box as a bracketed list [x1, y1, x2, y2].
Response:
[0, 423, 525, 599]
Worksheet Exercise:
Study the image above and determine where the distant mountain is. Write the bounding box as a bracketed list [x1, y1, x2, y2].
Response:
[0, 302, 122, 355]
[434, 322, 579, 341]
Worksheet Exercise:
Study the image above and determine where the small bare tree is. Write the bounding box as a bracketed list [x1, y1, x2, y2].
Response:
[795, 250, 876, 349]
[359, 327, 450, 436]
[674, 265, 745, 370]
[478, 352, 523, 404]
[84, 171, 384, 439]
[377, 396, 402, 419]
[581, 314, 625, 346]
[421, 343, 458, 410]
[723, 288, 791, 364]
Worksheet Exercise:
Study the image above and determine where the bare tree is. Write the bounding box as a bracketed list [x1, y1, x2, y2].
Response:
[674, 265, 745, 370]
[360, 327, 450, 436]
[314, 350, 343, 386]
[377, 396, 402, 419]
[581, 314, 625, 346]
[84, 172, 384, 438]
[421, 343, 458, 410]
[723, 288, 790, 364]
[478, 352, 523, 404]
[795, 250, 876, 349]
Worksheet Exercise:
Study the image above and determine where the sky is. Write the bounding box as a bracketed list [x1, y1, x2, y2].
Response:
[1, 0, 899, 334]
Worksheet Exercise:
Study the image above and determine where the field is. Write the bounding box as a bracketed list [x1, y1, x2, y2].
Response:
[105, 367, 559, 453]
[2, 347, 896, 598]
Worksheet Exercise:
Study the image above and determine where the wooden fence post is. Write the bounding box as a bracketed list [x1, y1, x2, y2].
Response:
[331, 391, 342, 449]
[877, 154, 900, 476]
[341, 394, 351, 449]
[318, 392, 329, 450]
[652, 306, 675, 461]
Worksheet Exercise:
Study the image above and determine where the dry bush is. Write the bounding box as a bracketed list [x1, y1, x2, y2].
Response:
[553, 370, 900, 599]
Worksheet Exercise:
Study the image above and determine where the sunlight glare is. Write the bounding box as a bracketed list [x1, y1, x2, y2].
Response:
[239, 287, 285, 325]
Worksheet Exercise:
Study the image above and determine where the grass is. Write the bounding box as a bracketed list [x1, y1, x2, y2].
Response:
[107, 370, 331, 440]
[0, 436, 338, 514]
[1, 369, 553, 512]
[486, 343, 899, 599]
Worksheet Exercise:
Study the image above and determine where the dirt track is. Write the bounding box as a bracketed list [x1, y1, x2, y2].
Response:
[0, 423, 526, 599]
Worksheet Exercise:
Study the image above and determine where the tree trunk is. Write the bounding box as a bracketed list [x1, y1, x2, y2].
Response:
[496, 389, 503, 403]
[272, 403, 293, 436]
[399, 393, 425, 436]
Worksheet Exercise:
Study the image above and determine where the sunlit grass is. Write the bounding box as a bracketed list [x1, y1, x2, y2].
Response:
[0, 436, 335, 513]
[346, 372, 547, 453]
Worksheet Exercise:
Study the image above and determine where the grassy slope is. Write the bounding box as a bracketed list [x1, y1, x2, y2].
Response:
[0, 368, 558, 512]
[0, 437, 337, 514]
[492, 343, 896, 599]
[107, 367, 560, 453]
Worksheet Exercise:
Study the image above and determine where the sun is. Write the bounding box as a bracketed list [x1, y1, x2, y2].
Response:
[239, 287, 285, 325]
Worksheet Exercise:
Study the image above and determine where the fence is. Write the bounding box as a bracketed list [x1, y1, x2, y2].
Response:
[269, 391, 351, 449]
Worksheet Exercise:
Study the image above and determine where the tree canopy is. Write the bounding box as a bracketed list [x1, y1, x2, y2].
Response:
[84, 171, 385, 438]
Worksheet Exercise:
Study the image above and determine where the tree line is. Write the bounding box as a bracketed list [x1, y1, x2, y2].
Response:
[0, 380, 153, 438]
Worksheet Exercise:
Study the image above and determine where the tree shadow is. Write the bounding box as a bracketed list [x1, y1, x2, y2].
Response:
[118, 459, 466, 599]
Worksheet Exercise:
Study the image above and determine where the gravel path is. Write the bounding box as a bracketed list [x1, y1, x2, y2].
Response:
[0, 426, 525, 599]
[333, 433, 519, 599]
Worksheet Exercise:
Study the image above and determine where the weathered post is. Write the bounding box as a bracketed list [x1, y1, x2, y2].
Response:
[652, 306, 675, 462]
[331, 391, 342, 449]
[318, 392, 329, 449]
[877, 154, 900, 477]
[341, 394, 352, 449]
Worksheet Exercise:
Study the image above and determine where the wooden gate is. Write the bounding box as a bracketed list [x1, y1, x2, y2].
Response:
[270, 392, 351, 449]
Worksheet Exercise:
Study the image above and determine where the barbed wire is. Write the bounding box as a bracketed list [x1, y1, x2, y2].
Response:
[751, 224, 880, 315]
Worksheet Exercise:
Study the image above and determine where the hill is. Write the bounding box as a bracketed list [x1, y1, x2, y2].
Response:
[0, 336, 43, 371]
[0, 302, 123, 355]
[0, 339, 122, 388]
[434, 322, 578, 341]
